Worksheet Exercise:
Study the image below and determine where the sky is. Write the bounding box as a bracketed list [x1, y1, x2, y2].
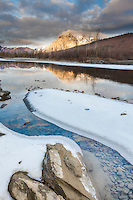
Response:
[0, 0, 133, 49]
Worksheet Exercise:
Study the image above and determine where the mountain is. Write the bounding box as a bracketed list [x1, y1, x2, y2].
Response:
[46, 30, 107, 52]
[48, 33, 133, 62]
[0, 46, 34, 54]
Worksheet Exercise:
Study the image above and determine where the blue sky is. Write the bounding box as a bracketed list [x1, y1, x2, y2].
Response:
[0, 0, 133, 48]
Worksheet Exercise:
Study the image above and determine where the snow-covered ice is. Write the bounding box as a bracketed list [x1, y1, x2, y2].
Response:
[26, 89, 133, 165]
[0, 123, 82, 200]
[0, 58, 133, 70]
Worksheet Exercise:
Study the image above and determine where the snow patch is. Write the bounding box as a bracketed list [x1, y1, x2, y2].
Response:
[26, 89, 133, 165]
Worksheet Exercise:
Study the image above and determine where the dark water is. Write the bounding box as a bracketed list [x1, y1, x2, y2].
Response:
[0, 61, 133, 199]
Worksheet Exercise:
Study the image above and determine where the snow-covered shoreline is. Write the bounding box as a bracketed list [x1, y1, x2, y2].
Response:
[26, 89, 133, 165]
[0, 123, 82, 200]
[0, 58, 133, 70]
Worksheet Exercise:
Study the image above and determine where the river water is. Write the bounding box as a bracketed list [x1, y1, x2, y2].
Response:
[0, 61, 133, 199]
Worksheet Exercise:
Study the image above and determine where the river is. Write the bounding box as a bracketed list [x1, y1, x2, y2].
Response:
[0, 61, 133, 199]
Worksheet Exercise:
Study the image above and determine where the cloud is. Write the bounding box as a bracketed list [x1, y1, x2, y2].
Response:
[0, 40, 5, 45]
[7, 38, 35, 45]
[80, 0, 133, 34]
[51, 0, 74, 7]
[19, 0, 70, 19]
[101, 0, 133, 16]
[83, 4, 101, 20]
[88, 5, 101, 16]
[0, 0, 16, 13]
[0, 14, 71, 47]
[0, 0, 133, 47]
[18, 0, 95, 22]
[73, 0, 95, 13]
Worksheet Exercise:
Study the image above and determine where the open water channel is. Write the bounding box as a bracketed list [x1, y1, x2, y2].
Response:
[0, 61, 133, 200]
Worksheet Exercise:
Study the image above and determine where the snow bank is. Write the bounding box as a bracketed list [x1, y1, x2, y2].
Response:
[0, 123, 81, 200]
[0, 58, 133, 70]
[26, 89, 133, 165]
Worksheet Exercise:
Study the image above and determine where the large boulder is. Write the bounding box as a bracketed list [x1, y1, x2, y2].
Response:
[8, 171, 65, 200]
[42, 143, 98, 200]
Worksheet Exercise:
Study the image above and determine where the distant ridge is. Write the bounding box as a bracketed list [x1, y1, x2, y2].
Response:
[0, 46, 34, 54]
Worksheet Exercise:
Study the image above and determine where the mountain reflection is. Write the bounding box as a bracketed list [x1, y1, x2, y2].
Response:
[44, 63, 133, 85]
[46, 65, 93, 83]
[0, 61, 133, 85]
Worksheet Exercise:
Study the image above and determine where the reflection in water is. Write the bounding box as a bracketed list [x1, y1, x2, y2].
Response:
[46, 66, 92, 83]
[45, 63, 133, 103]
[1, 61, 133, 84]
[0, 62, 39, 69]
[46, 65, 99, 94]
[44, 63, 133, 85]
[0, 61, 133, 103]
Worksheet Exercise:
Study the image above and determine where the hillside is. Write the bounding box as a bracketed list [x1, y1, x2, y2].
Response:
[46, 30, 107, 52]
[48, 33, 133, 62]
[86, 33, 133, 60]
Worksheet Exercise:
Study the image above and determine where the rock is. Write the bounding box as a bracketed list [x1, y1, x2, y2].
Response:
[0, 89, 11, 101]
[0, 104, 7, 108]
[116, 187, 123, 192]
[123, 187, 129, 194]
[119, 182, 124, 188]
[120, 112, 127, 116]
[42, 143, 98, 200]
[8, 171, 64, 200]
[63, 152, 82, 177]
[119, 195, 128, 200]
[129, 194, 133, 199]
[0, 132, 5, 137]
[117, 171, 124, 177]
[23, 121, 30, 126]
[128, 183, 133, 190]
[0, 90, 10, 97]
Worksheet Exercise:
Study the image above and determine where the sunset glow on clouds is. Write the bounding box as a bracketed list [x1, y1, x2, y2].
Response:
[0, 0, 133, 48]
